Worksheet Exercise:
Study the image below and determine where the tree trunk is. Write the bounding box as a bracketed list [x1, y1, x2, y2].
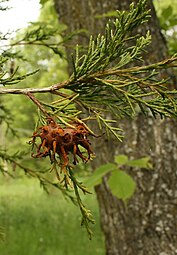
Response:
[54, 0, 177, 254]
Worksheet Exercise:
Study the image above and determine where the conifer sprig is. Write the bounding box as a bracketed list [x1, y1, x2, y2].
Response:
[66, 0, 177, 130]
[71, 1, 151, 79]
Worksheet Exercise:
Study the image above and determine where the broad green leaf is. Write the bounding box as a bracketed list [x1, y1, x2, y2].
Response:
[108, 170, 136, 201]
[114, 154, 128, 165]
[126, 157, 152, 169]
[84, 163, 116, 188]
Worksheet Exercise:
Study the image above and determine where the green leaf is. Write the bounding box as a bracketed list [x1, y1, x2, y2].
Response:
[161, 6, 173, 20]
[84, 163, 116, 187]
[126, 157, 152, 169]
[114, 155, 128, 165]
[108, 170, 136, 201]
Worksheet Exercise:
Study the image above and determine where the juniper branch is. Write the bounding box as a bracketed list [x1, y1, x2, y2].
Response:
[0, 80, 69, 94]
[0, 56, 177, 122]
[0, 0, 177, 138]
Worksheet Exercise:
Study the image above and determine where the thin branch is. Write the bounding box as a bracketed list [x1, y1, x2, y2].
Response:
[0, 80, 70, 95]
[26, 92, 51, 118]
[0, 56, 177, 96]
[88, 56, 177, 79]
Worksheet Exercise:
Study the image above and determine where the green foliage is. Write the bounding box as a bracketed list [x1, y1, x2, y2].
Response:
[65, 0, 177, 140]
[85, 163, 116, 187]
[85, 155, 151, 201]
[125, 156, 153, 168]
[0, 68, 39, 86]
[154, 0, 177, 54]
[71, 1, 151, 78]
[114, 154, 129, 165]
[114, 154, 153, 168]
[0, 4, 69, 201]
[108, 170, 136, 201]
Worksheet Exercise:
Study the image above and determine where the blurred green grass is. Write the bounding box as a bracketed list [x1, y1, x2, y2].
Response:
[0, 177, 105, 255]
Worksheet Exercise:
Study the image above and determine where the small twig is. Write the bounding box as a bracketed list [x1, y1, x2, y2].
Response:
[0, 80, 69, 95]
[88, 56, 177, 78]
[26, 92, 51, 118]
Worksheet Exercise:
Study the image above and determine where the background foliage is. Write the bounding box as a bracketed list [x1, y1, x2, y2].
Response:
[154, 0, 177, 54]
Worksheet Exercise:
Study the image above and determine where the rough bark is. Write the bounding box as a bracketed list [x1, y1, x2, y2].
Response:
[95, 116, 177, 255]
[54, 0, 177, 254]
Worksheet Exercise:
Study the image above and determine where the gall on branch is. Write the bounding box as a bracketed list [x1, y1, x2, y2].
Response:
[29, 118, 95, 180]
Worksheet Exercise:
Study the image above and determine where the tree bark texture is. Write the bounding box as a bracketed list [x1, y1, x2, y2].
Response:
[54, 0, 177, 254]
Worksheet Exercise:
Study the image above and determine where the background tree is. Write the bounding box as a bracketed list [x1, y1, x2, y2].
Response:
[53, 0, 177, 254]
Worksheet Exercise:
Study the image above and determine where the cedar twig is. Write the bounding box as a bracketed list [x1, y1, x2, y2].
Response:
[0, 80, 69, 95]
[26, 92, 51, 118]
[0, 56, 177, 96]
